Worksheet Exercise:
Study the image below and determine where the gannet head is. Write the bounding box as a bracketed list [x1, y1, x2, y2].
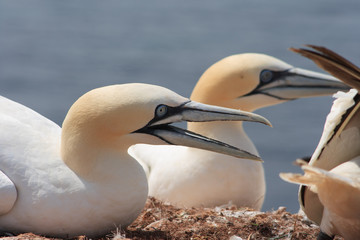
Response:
[191, 53, 350, 112]
[61, 83, 271, 175]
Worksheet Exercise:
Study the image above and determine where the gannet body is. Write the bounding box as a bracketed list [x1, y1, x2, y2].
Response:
[280, 45, 360, 240]
[130, 53, 350, 210]
[0, 83, 271, 238]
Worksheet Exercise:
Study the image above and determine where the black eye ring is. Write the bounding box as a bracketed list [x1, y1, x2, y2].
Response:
[155, 105, 168, 118]
[260, 70, 273, 83]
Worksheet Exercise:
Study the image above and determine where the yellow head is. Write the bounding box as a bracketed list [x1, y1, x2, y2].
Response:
[191, 53, 348, 112]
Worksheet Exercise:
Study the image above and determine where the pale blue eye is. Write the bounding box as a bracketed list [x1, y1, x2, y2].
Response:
[260, 70, 273, 83]
[156, 105, 168, 118]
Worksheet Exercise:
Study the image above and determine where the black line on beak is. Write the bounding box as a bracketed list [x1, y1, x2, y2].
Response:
[241, 69, 291, 98]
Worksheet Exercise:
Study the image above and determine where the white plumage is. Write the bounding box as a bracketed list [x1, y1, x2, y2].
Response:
[0, 83, 270, 237]
[131, 53, 348, 210]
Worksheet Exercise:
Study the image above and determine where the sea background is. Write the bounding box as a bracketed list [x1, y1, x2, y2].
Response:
[0, 0, 359, 213]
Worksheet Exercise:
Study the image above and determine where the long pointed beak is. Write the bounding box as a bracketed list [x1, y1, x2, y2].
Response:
[180, 101, 272, 126]
[140, 124, 262, 161]
[134, 100, 271, 161]
[258, 67, 350, 100]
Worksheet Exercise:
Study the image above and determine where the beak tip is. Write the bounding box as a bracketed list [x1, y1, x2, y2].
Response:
[249, 155, 263, 162]
[266, 121, 273, 128]
[258, 117, 272, 127]
[250, 113, 272, 127]
[262, 119, 272, 128]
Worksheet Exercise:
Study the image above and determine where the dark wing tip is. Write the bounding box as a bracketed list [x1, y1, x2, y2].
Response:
[290, 44, 360, 91]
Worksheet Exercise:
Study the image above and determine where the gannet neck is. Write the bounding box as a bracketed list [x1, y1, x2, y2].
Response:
[60, 89, 124, 179]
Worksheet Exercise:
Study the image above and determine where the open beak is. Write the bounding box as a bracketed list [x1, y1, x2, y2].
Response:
[134, 101, 271, 161]
[253, 67, 350, 100]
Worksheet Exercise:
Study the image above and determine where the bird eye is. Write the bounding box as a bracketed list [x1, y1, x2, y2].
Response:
[155, 105, 168, 118]
[260, 70, 273, 83]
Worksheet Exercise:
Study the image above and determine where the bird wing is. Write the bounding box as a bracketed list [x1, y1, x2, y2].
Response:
[311, 90, 360, 170]
[0, 95, 61, 215]
[281, 157, 360, 219]
[289, 45, 360, 224]
[0, 169, 17, 215]
[290, 45, 360, 90]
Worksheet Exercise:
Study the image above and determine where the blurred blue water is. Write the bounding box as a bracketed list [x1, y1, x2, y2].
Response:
[0, 0, 359, 213]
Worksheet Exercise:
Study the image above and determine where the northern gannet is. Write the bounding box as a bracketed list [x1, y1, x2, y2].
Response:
[0, 83, 271, 238]
[280, 45, 360, 240]
[129, 53, 350, 210]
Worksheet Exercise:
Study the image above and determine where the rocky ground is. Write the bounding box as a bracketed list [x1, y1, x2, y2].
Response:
[0, 197, 343, 240]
